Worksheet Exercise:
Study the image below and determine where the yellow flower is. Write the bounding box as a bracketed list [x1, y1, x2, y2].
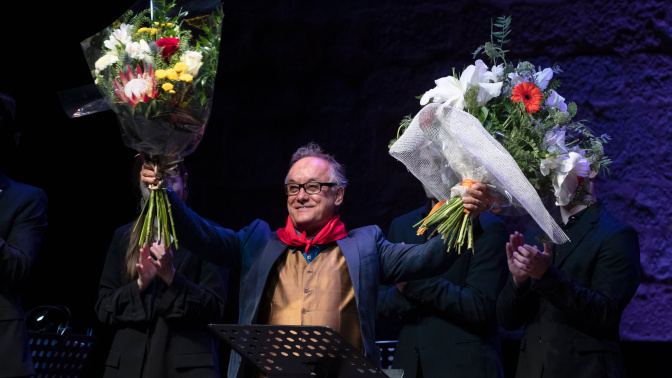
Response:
[166, 69, 179, 80]
[178, 73, 193, 82]
[167, 23, 173, 27]
[173, 62, 188, 73]
[169, 90, 176, 94]
[155, 69, 168, 79]
[137, 27, 158, 36]
[162, 83, 174, 91]
[154, 22, 160, 26]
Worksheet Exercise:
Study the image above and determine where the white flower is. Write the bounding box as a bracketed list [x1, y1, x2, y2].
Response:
[124, 78, 152, 99]
[490, 64, 505, 81]
[533, 67, 554, 90]
[125, 40, 153, 64]
[420, 59, 503, 110]
[104, 24, 133, 50]
[540, 155, 562, 176]
[542, 129, 567, 154]
[139, 40, 153, 63]
[420, 75, 466, 109]
[94, 52, 119, 72]
[545, 89, 568, 113]
[507, 72, 527, 87]
[471, 60, 504, 106]
[181, 51, 203, 76]
[551, 151, 591, 206]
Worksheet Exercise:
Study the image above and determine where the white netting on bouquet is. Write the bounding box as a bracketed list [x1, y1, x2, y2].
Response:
[390, 102, 569, 244]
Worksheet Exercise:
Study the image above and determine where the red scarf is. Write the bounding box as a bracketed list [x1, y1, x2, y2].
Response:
[276, 214, 347, 253]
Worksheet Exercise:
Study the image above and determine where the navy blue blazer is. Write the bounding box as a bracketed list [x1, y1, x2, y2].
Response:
[0, 174, 48, 376]
[497, 201, 641, 378]
[165, 190, 479, 377]
[378, 205, 509, 378]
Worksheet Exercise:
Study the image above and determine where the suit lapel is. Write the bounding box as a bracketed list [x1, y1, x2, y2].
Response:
[554, 204, 602, 268]
[249, 235, 289, 320]
[336, 237, 359, 302]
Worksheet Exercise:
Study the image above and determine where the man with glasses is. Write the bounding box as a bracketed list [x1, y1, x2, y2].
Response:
[141, 142, 499, 377]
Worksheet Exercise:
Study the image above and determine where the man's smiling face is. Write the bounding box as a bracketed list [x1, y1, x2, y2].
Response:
[286, 157, 343, 237]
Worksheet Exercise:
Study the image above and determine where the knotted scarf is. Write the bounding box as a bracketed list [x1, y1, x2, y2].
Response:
[276, 214, 347, 253]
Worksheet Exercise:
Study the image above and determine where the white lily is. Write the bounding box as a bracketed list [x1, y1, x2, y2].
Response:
[552, 151, 591, 206]
[104, 23, 133, 50]
[420, 59, 503, 110]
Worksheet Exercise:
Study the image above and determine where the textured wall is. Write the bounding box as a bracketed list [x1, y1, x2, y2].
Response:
[1, 0, 670, 346]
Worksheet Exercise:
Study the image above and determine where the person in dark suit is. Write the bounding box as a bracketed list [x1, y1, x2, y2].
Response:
[377, 186, 509, 378]
[0, 92, 48, 378]
[139, 142, 498, 377]
[497, 170, 641, 378]
[95, 157, 229, 378]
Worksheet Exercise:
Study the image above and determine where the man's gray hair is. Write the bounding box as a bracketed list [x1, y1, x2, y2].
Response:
[286, 142, 349, 188]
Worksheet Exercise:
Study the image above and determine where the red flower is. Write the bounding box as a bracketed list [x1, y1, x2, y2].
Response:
[511, 82, 543, 113]
[156, 37, 180, 62]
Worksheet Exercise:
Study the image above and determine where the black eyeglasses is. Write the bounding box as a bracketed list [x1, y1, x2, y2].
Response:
[284, 182, 337, 196]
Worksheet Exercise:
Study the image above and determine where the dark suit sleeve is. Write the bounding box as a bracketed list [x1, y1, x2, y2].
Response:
[378, 231, 461, 285]
[95, 227, 153, 326]
[378, 214, 506, 286]
[154, 257, 228, 325]
[0, 186, 47, 286]
[398, 216, 509, 325]
[166, 190, 265, 274]
[533, 226, 641, 332]
[165, 190, 241, 270]
[496, 276, 538, 331]
[377, 284, 414, 319]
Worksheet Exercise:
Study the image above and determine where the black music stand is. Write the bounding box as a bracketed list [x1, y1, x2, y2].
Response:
[208, 324, 391, 378]
[27, 330, 96, 377]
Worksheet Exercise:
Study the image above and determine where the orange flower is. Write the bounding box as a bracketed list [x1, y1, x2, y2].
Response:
[511, 82, 543, 113]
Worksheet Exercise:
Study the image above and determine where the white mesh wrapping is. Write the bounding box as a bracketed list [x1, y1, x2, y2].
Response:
[390, 103, 569, 244]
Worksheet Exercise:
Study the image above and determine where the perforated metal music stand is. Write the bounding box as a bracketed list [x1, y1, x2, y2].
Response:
[27, 331, 95, 377]
[208, 324, 389, 378]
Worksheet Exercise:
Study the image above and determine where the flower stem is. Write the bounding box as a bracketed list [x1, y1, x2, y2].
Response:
[415, 195, 474, 254]
[166, 190, 179, 249]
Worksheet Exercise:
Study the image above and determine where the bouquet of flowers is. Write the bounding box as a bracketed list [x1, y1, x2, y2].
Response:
[389, 16, 611, 252]
[80, 0, 224, 248]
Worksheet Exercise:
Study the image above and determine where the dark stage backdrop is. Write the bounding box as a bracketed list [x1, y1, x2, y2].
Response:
[2, 0, 671, 376]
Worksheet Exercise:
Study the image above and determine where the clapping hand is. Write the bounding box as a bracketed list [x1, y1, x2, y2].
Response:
[136, 245, 157, 291]
[506, 231, 552, 286]
[149, 242, 176, 286]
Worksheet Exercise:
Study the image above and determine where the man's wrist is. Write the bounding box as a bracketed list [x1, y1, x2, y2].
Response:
[512, 275, 530, 290]
[160, 270, 175, 286]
